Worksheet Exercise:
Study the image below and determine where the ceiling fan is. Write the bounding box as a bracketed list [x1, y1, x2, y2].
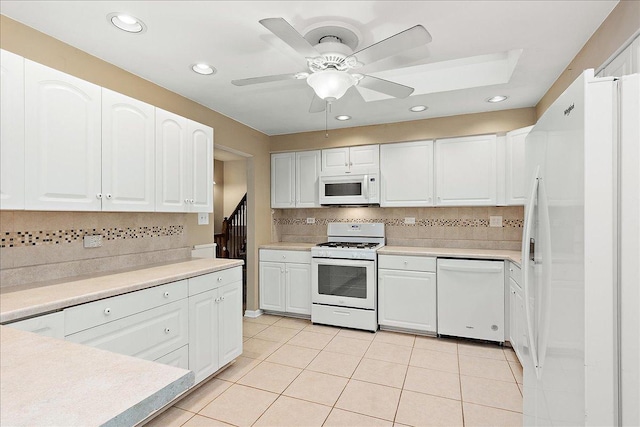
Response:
[231, 18, 432, 113]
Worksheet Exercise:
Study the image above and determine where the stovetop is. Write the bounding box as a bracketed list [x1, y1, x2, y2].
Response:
[316, 242, 381, 250]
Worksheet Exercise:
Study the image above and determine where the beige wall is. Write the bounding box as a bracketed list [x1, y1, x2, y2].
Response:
[213, 160, 224, 234]
[0, 16, 271, 310]
[223, 161, 248, 218]
[536, 0, 640, 117]
[270, 108, 536, 152]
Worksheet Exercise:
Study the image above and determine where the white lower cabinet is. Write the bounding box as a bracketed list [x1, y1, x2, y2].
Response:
[188, 270, 243, 384]
[378, 255, 437, 333]
[259, 249, 311, 316]
[6, 311, 65, 340]
[155, 345, 189, 370]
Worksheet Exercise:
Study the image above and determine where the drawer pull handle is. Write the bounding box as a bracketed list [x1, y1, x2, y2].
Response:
[217, 277, 223, 282]
[164, 291, 170, 298]
[164, 327, 171, 334]
[104, 308, 111, 315]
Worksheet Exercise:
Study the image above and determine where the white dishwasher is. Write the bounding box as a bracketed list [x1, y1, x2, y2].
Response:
[437, 258, 505, 343]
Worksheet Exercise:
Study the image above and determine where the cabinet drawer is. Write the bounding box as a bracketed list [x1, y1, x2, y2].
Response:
[260, 249, 310, 264]
[65, 280, 188, 335]
[155, 344, 189, 370]
[189, 268, 242, 296]
[378, 255, 436, 272]
[66, 299, 188, 362]
[509, 262, 522, 286]
[6, 311, 65, 340]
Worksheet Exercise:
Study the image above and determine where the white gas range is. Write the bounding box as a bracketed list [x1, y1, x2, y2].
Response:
[310, 223, 384, 332]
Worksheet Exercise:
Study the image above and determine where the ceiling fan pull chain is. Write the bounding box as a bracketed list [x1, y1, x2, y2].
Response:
[325, 100, 331, 138]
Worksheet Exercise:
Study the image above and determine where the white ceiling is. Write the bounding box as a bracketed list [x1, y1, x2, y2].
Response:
[1, 1, 618, 136]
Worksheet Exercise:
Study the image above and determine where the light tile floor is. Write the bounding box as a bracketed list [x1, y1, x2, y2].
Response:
[147, 315, 523, 427]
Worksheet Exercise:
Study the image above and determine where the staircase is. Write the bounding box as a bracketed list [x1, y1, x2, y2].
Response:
[214, 194, 247, 308]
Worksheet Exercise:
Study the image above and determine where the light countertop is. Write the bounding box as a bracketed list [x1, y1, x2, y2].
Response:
[0, 258, 244, 323]
[379, 246, 522, 265]
[259, 242, 315, 251]
[0, 326, 194, 427]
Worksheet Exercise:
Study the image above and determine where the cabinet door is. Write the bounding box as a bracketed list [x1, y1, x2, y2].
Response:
[156, 108, 188, 212]
[378, 269, 437, 333]
[321, 147, 350, 174]
[295, 150, 321, 207]
[509, 279, 519, 353]
[6, 311, 65, 340]
[24, 60, 102, 211]
[0, 49, 25, 210]
[271, 153, 295, 208]
[435, 134, 497, 206]
[155, 345, 189, 370]
[380, 141, 433, 207]
[218, 281, 243, 366]
[505, 126, 532, 205]
[285, 262, 311, 315]
[516, 286, 526, 362]
[102, 88, 155, 212]
[189, 289, 220, 384]
[349, 145, 379, 171]
[259, 261, 286, 312]
[187, 120, 213, 213]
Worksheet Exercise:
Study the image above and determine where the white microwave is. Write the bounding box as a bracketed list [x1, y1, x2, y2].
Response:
[319, 173, 379, 205]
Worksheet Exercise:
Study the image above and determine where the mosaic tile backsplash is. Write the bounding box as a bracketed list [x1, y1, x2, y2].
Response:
[0, 211, 191, 288]
[273, 206, 524, 251]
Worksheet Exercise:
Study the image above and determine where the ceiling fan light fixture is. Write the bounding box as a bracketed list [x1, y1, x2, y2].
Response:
[410, 105, 428, 112]
[192, 63, 216, 75]
[486, 95, 508, 103]
[107, 13, 146, 33]
[307, 70, 356, 101]
[335, 115, 351, 121]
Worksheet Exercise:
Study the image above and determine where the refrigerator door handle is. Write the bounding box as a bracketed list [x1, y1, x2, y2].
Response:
[522, 165, 541, 379]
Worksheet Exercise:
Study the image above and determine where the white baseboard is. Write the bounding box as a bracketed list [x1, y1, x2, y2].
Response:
[244, 309, 263, 318]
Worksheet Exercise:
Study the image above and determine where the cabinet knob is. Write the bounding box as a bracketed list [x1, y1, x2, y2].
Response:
[282, 255, 286, 259]
[221, 296, 225, 301]
[190, 199, 194, 203]
[281, 268, 285, 273]
[164, 327, 171, 334]
[104, 308, 111, 315]
[350, 162, 353, 166]
[96, 193, 103, 199]
[164, 291, 170, 298]
[185, 199, 190, 203]
[345, 163, 348, 166]
[217, 276, 223, 282]
[510, 268, 513, 272]
[106, 193, 112, 199]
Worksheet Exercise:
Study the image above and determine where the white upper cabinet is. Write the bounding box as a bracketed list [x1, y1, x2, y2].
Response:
[504, 126, 532, 205]
[321, 145, 379, 174]
[24, 60, 102, 211]
[156, 108, 188, 212]
[295, 150, 321, 208]
[0, 49, 25, 210]
[598, 36, 639, 78]
[156, 110, 213, 213]
[380, 140, 434, 207]
[435, 134, 497, 206]
[102, 88, 155, 211]
[271, 152, 296, 208]
[187, 120, 214, 213]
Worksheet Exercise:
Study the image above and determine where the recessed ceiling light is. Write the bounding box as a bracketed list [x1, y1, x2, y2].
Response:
[409, 105, 428, 112]
[192, 63, 216, 75]
[107, 13, 146, 33]
[486, 95, 508, 103]
[335, 115, 351, 121]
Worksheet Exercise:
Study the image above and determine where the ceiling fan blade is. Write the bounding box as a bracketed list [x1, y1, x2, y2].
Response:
[260, 18, 320, 59]
[309, 95, 326, 113]
[358, 75, 414, 98]
[352, 25, 432, 68]
[231, 73, 300, 86]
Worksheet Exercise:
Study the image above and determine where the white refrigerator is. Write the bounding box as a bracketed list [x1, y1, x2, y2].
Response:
[522, 69, 639, 426]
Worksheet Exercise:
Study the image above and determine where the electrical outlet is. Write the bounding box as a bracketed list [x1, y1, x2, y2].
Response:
[489, 216, 503, 227]
[306, 217, 316, 224]
[404, 217, 416, 225]
[197, 212, 209, 225]
[83, 234, 102, 248]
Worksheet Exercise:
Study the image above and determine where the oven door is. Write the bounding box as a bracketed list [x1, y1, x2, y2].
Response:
[312, 257, 376, 310]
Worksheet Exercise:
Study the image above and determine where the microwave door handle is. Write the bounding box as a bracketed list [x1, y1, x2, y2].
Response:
[363, 175, 369, 198]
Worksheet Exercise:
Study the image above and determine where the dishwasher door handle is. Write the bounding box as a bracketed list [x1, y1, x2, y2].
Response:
[438, 265, 503, 274]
